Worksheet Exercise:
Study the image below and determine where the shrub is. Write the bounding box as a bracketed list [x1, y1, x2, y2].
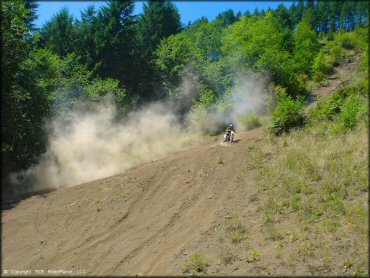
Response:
[188, 93, 233, 136]
[188, 105, 225, 135]
[250, 250, 261, 261]
[231, 231, 247, 243]
[339, 96, 361, 129]
[266, 84, 287, 113]
[354, 27, 369, 51]
[332, 95, 366, 133]
[220, 248, 239, 264]
[270, 95, 306, 136]
[197, 89, 216, 107]
[329, 45, 344, 66]
[309, 79, 368, 123]
[217, 155, 224, 164]
[239, 113, 262, 131]
[312, 50, 332, 81]
[336, 32, 358, 50]
[319, 92, 346, 120]
[183, 253, 209, 274]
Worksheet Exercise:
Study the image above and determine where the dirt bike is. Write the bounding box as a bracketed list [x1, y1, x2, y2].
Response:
[223, 130, 235, 143]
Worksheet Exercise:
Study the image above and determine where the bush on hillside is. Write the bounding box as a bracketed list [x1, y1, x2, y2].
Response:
[189, 105, 224, 135]
[312, 29, 367, 79]
[309, 78, 368, 134]
[328, 44, 344, 66]
[183, 253, 209, 274]
[270, 95, 306, 136]
[338, 96, 361, 129]
[239, 113, 262, 131]
[332, 95, 367, 134]
[312, 50, 332, 81]
[313, 92, 347, 121]
[189, 89, 234, 135]
[309, 79, 368, 122]
[266, 84, 287, 113]
[336, 32, 358, 50]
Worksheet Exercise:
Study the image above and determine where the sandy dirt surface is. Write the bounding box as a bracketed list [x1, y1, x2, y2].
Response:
[2, 129, 266, 276]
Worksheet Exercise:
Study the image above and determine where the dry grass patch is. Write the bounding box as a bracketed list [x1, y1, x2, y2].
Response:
[219, 247, 240, 265]
[245, 118, 368, 274]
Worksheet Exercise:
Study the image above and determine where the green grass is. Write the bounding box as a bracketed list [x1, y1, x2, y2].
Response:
[243, 241, 251, 251]
[111, 191, 129, 202]
[231, 231, 246, 244]
[266, 227, 285, 241]
[226, 217, 246, 233]
[250, 250, 261, 262]
[183, 253, 209, 275]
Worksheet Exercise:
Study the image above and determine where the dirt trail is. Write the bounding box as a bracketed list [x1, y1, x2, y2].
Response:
[2, 128, 263, 275]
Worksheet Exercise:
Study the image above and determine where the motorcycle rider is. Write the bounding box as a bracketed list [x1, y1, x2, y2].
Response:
[224, 124, 236, 141]
[226, 124, 235, 133]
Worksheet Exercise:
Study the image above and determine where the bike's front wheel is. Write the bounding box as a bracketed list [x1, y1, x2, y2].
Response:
[230, 131, 234, 142]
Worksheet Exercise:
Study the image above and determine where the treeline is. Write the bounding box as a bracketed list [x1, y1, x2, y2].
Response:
[37, 0, 182, 101]
[1, 0, 369, 187]
[260, 0, 369, 33]
[35, 0, 369, 100]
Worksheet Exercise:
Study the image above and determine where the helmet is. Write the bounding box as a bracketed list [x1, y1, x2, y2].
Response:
[229, 124, 233, 127]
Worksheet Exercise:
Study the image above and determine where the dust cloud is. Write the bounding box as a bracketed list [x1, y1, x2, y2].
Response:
[227, 73, 268, 129]
[9, 72, 267, 194]
[189, 72, 268, 134]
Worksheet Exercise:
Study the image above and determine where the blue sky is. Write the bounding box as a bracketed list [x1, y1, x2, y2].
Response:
[35, 1, 293, 28]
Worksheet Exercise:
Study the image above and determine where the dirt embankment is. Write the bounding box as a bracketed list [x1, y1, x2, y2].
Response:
[2, 128, 266, 275]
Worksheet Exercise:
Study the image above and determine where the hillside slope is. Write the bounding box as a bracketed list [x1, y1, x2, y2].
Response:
[2, 59, 367, 276]
[3, 124, 367, 276]
[2, 128, 263, 275]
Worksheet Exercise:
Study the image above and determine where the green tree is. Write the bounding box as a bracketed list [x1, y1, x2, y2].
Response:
[340, 1, 355, 31]
[316, 1, 329, 33]
[301, 7, 315, 29]
[155, 33, 203, 95]
[136, 0, 182, 100]
[289, 2, 299, 27]
[356, 1, 369, 27]
[222, 12, 300, 94]
[73, 5, 99, 72]
[1, 0, 33, 174]
[312, 50, 331, 81]
[94, 0, 136, 85]
[275, 4, 294, 29]
[38, 7, 75, 57]
[253, 7, 260, 17]
[185, 18, 224, 62]
[296, 0, 305, 23]
[292, 19, 320, 75]
[215, 9, 239, 27]
[22, 0, 38, 31]
[328, 1, 343, 32]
